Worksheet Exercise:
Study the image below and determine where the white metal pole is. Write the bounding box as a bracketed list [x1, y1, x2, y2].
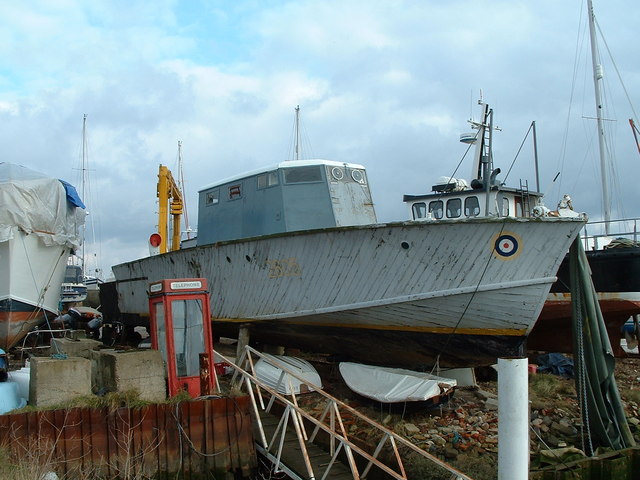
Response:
[498, 357, 529, 480]
[587, 0, 611, 235]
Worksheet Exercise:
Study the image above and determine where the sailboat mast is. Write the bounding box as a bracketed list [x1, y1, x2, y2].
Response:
[587, 0, 611, 234]
[177, 140, 191, 239]
[81, 114, 88, 278]
[295, 105, 301, 161]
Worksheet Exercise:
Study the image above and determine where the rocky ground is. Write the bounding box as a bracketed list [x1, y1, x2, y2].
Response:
[291, 353, 640, 480]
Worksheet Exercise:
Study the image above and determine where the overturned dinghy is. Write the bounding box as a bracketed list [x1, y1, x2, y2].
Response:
[339, 362, 456, 403]
[254, 354, 322, 395]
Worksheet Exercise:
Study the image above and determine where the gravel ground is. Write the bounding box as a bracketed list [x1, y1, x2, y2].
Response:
[291, 353, 640, 480]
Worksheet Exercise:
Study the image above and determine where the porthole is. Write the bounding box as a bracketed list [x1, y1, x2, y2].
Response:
[331, 167, 344, 180]
[401, 241, 410, 250]
[351, 169, 365, 184]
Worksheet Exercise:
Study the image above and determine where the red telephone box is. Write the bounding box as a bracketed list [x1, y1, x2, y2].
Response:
[148, 278, 214, 398]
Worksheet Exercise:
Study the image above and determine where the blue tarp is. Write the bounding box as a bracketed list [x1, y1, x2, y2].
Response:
[59, 179, 86, 209]
[535, 353, 574, 378]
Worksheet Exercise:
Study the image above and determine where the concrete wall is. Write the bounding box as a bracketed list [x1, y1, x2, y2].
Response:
[92, 349, 166, 402]
[29, 356, 91, 407]
[51, 337, 101, 359]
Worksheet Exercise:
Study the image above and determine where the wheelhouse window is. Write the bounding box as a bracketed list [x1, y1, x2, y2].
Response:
[205, 189, 219, 206]
[446, 198, 462, 218]
[257, 171, 279, 189]
[283, 166, 323, 184]
[412, 202, 427, 219]
[464, 196, 480, 217]
[428, 200, 443, 219]
[228, 184, 242, 200]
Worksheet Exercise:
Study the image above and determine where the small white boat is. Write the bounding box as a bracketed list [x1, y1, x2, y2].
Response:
[254, 355, 322, 395]
[339, 362, 456, 403]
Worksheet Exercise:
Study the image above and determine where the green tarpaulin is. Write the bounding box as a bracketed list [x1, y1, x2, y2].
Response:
[570, 239, 635, 453]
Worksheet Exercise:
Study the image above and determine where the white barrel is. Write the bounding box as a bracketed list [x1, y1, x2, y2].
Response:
[8, 367, 30, 404]
[0, 381, 26, 414]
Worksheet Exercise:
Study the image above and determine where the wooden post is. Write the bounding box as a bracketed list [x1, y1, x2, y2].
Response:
[199, 352, 213, 395]
[236, 324, 251, 362]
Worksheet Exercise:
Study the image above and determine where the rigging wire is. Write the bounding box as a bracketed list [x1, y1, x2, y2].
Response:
[429, 217, 511, 374]
[502, 122, 534, 185]
[555, 0, 587, 202]
[173, 140, 193, 240]
[286, 105, 315, 161]
[74, 114, 104, 280]
[596, 19, 640, 124]
[20, 233, 67, 357]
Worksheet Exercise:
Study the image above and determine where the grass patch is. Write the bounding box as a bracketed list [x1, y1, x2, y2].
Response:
[8, 389, 198, 415]
[620, 388, 640, 405]
[529, 373, 575, 398]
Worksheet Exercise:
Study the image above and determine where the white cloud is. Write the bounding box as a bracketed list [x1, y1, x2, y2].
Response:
[0, 0, 638, 277]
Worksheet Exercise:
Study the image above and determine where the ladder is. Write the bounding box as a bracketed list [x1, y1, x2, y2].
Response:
[519, 179, 531, 217]
[215, 346, 472, 480]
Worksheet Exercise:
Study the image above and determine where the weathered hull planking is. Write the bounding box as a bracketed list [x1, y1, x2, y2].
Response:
[111, 217, 585, 367]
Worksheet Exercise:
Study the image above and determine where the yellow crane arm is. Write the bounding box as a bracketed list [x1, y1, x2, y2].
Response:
[157, 165, 184, 253]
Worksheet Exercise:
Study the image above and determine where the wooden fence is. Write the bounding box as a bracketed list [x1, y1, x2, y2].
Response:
[0, 396, 256, 479]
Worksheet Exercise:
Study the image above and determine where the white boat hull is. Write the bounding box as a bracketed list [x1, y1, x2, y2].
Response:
[111, 217, 585, 367]
[0, 231, 70, 349]
[339, 362, 456, 403]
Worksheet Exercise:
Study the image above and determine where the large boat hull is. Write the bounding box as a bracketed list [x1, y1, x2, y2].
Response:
[532, 247, 640, 356]
[0, 231, 70, 349]
[111, 217, 585, 367]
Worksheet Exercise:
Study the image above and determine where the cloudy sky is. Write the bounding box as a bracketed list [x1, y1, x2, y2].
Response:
[1, 0, 638, 279]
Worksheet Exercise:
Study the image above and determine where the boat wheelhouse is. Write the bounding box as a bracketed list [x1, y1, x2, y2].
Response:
[404, 179, 543, 222]
[403, 100, 547, 222]
[196, 159, 377, 246]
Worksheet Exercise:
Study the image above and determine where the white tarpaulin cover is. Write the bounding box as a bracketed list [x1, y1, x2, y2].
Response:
[0, 163, 85, 248]
[254, 354, 322, 395]
[339, 362, 457, 403]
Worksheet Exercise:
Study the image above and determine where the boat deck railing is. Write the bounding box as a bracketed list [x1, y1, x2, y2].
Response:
[15, 328, 75, 362]
[581, 217, 640, 250]
[215, 345, 471, 480]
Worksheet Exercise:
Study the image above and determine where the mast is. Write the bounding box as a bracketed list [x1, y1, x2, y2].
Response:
[587, 0, 611, 234]
[294, 105, 301, 161]
[469, 100, 490, 182]
[177, 140, 191, 239]
[81, 114, 88, 278]
[630, 119, 640, 156]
